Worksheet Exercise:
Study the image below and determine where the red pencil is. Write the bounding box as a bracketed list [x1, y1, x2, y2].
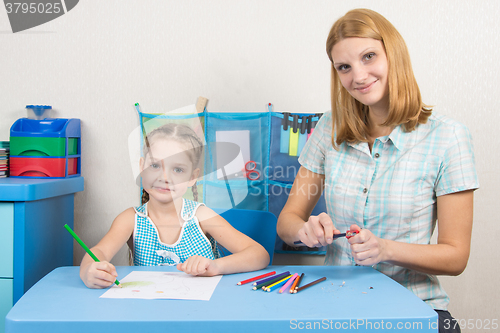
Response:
[237, 271, 276, 285]
[293, 277, 326, 293]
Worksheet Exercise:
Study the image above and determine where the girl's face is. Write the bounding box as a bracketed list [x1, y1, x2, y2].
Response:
[331, 37, 389, 113]
[140, 138, 199, 204]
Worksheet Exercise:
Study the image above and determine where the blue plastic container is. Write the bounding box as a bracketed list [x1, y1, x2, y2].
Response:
[26, 105, 52, 120]
[10, 118, 81, 178]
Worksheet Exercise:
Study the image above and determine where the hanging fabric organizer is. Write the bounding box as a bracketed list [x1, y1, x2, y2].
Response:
[137, 104, 327, 255]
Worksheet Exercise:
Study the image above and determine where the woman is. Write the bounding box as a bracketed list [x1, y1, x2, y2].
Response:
[277, 8, 478, 333]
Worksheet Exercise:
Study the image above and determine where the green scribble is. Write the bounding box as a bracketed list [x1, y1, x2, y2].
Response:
[121, 281, 154, 288]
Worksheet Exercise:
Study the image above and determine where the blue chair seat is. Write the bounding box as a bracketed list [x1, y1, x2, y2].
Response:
[216, 208, 277, 263]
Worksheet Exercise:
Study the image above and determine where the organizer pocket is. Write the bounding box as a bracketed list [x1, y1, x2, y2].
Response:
[269, 180, 328, 254]
[203, 179, 266, 211]
[269, 114, 302, 182]
[205, 113, 269, 182]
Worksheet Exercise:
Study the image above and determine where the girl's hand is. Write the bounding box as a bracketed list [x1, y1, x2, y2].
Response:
[348, 224, 387, 266]
[81, 261, 118, 289]
[176, 255, 220, 276]
[297, 213, 341, 247]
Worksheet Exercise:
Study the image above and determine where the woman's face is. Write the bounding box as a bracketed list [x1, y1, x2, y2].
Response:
[331, 37, 389, 113]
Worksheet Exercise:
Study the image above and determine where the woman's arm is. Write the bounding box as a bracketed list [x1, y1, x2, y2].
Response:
[79, 208, 135, 288]
[349, 189, 474, 276]
[177, 207, 270, 276]
[277, 166, 341, 248]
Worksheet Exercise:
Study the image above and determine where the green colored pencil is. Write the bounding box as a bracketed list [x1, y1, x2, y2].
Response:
[253, 274, 287, 290]
[64, 224, 121, 288]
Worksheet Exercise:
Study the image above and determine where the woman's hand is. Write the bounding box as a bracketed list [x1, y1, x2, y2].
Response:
[176, 255, 220, 276]
[297, 212, 341, 247]
[80, 261, 118, 289]
[347, 224, 387, 266]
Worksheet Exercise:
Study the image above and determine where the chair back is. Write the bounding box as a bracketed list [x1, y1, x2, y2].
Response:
[217, 208, 277, 263]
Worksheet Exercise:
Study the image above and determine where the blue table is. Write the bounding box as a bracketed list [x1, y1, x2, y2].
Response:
[6, 265, 438, 332]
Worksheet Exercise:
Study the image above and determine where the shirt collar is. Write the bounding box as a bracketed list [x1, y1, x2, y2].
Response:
[386, 124, 407, 151]
[346, 124, 407, 153]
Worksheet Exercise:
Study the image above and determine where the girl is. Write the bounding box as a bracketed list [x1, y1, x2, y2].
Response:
[277, 9, 478, 333]
[80, 123, 270, 288]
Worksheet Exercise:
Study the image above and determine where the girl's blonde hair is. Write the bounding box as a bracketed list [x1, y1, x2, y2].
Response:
[326, 8, 432, 147]
[141, 123, 203, 204]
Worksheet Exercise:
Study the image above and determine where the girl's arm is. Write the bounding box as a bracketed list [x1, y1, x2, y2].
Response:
[349, 190, 474, 276]
[80, 208, 135, 288]
[178, 207, 270, 276]
[277, 166, 341, 247]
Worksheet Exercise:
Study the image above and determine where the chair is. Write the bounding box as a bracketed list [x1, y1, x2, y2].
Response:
[216, 208, 277, 263]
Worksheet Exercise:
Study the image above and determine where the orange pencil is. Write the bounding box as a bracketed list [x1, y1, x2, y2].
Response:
[289, 273, 302, 293]
[293, 273, 305, 290]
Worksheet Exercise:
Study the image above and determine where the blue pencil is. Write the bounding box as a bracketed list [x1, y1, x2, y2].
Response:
[266, 275, 292, 292]
[253, 271, 290, 286]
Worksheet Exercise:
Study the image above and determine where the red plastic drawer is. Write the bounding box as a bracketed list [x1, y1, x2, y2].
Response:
[10, 157, 78, 177]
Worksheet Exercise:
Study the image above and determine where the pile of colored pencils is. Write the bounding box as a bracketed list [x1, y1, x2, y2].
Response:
[236, 271, 326, 294]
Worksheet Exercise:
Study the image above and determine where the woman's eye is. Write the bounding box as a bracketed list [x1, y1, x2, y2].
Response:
[364, 52, 375, 61]
[337, 64, 350, 72]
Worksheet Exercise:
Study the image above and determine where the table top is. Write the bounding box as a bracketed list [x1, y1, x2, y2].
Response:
[0, 176, 84, 201]
[6, 265, 438, 333]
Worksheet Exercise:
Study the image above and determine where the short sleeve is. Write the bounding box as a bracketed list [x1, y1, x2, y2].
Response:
[298, 112, 332, 175]
[435, 122, 479, 196]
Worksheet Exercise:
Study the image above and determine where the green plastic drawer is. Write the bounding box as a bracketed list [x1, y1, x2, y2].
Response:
[0, 278, 13, 333]
[68, 138, 78, 155]
[10, 137, 78, 157]
[0, 203, 14, 278]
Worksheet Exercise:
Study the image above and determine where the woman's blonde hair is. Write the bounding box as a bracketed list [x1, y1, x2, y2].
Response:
[326, 8, 432, 147]
[141, 123, 203, 204]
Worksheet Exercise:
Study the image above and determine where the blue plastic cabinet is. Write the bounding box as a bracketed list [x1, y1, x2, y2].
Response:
[0, 177, 84, 333]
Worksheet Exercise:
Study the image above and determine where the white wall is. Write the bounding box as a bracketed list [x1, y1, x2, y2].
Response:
[1, 0, 498, 326]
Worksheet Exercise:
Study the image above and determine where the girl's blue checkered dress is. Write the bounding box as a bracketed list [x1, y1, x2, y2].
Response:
[133, 198, 220, 266]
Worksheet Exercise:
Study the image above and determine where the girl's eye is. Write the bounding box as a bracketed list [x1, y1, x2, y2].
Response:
[174, 167, 184, 173]
[150, 163, 161, 169]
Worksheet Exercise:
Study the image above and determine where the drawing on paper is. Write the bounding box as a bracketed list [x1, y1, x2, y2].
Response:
[99, 271, 222, 301]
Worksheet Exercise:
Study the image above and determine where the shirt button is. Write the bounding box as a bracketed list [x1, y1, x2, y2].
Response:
[363, 188, 368, 193]
[374, 153, 380, 158]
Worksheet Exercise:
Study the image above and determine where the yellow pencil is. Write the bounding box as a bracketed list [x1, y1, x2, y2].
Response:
[263, 274, 292, 291]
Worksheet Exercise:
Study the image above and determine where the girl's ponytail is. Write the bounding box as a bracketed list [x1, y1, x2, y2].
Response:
[191, 181, 199, 202]
[141, 189, 150, 205]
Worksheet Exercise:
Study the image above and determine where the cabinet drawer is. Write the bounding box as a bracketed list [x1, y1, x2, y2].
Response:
[0, 203, 14, 278]
[0, 278, 13, 333]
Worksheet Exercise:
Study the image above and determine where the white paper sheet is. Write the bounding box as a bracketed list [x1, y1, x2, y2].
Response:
[216, 130, 250, 179]
[99, 271, 222, 301]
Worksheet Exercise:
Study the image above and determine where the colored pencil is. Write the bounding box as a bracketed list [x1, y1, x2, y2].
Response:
[237, 271, 276, 285]
[293, 277, 326, 293]
[294, 273, 305, 290]
[265, 274, 292, 291]
[64, 224, 121, 288]
[279, 273, 298, 293]
[253, 271, 290, 286]
[253, 272, 290, 290]
[289, 273, 302, 293]
[267, 275, 292, 292]
[294, 233, 346, 245]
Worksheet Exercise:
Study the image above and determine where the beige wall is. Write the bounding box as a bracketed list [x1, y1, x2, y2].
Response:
[1, 0, 498, 327]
